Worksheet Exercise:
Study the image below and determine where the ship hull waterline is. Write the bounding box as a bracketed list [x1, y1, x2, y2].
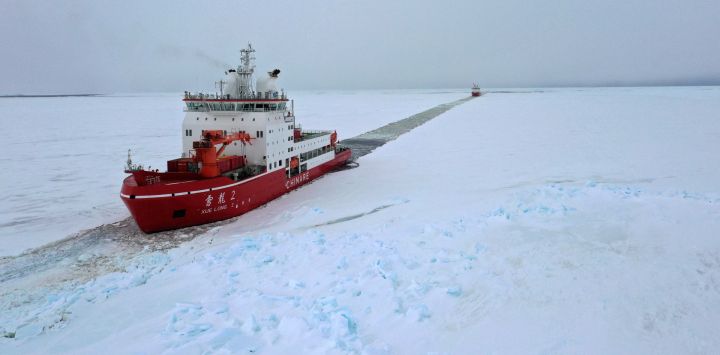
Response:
[121, 150, 351, 233]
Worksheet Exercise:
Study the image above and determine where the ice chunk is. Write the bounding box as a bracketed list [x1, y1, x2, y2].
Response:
[446, 286, 463, 297]
[407, 304, 431, 322]
[241, 314, 261, 334]
[14, 322, 44, 339]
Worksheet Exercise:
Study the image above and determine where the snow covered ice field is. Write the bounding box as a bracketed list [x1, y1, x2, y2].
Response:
[2, 87, 720, 354]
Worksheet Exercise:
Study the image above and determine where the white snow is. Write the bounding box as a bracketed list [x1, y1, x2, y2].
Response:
[0, 89, 465, 257]
[2, 86, 720, 354]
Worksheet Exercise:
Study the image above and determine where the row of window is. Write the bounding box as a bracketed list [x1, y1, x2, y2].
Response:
[184, 129, 241, 137]
[194, 115, 288, 123]
[285, 163, 307, 177]
[299, 145, 332, 162]
[268, 159, 284, 171]
[187, 102, 288, 112]
[183, 129, 286, 140]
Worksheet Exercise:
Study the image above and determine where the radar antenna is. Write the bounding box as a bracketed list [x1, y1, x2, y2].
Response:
[239, 43, 256, 73]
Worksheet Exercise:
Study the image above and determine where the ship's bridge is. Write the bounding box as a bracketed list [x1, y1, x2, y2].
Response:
[183, 43, 291, 113]
[183, 93, 289, 113]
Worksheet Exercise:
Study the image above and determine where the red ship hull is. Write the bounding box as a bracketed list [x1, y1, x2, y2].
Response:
[121, 150, 351, 233]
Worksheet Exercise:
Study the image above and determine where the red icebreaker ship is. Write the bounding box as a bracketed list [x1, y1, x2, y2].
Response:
[121, 44, 351, 233]
[471, 83, 482, 97]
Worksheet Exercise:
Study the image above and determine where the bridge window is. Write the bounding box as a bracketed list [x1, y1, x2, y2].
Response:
[186, 102, 206, 111]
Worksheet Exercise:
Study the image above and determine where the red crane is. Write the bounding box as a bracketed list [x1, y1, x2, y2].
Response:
[193, 130, 252, 178]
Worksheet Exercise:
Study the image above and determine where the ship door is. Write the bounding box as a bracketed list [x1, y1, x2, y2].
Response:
[288, 156, 300, 176]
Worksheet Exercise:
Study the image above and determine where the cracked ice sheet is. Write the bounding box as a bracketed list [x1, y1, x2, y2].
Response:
[3, 86, 720, 354]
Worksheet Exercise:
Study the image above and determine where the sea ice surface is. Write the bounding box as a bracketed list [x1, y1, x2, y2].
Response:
[2, 86, 720, 354]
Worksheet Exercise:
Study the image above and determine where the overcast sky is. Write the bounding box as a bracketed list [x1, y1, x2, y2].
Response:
[1, 0, 719, 94]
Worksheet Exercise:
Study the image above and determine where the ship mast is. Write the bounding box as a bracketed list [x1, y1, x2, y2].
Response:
[236, 43, 256, 98]
[215, 79, 226, 97]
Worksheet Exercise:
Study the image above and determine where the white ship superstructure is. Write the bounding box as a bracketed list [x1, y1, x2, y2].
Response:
[181, 44, 337, 177]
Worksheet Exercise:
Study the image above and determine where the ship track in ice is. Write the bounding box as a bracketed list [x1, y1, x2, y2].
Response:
[342, 96, 475, 161]
[0, 95, 477, 286]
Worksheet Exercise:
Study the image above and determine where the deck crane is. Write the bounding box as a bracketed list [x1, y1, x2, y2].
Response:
[193, 130, 253, 178]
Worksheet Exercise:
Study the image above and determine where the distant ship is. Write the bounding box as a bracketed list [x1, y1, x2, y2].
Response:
[471, 83, 482, 97]
[121, 44, 352, 233]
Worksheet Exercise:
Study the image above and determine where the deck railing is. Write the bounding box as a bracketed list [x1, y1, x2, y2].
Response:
[183, 91, 287, 101]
